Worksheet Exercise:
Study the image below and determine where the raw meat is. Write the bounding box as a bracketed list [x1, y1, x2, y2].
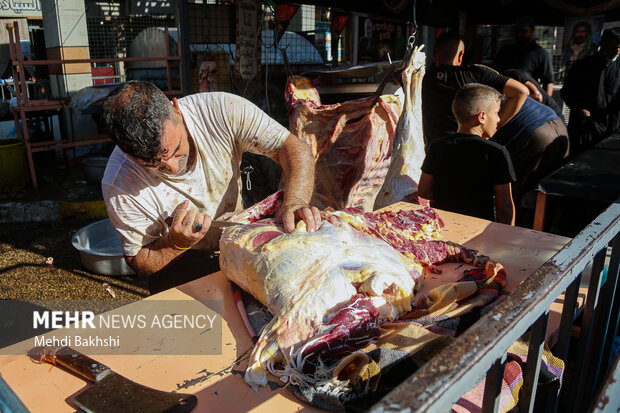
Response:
[286, 76, 402, 211]
[219, 206, 498, 389]
[375, 46, 427, 209]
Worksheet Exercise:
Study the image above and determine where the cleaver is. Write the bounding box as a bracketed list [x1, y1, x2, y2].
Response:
[36, 346, 197, 413]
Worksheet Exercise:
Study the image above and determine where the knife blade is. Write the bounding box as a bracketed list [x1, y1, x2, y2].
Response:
[164, 216, 242, 229]
[37, 346, 197, 413]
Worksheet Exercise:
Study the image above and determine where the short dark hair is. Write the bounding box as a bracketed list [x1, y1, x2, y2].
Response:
[102, 80, 177, 164]
[601, 27, 620, 43]
[434, 32, 463, 60]
[452, 83, 503, 124]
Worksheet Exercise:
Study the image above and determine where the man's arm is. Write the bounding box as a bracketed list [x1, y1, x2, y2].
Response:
[494, 183, 515, 225]
[524, 80, 543, 102]
[544, 82, 554, 97]
[274, 134, 323, 233]
[125, 200, 211, 276]
[417, 172, 435, 201]
[498, 78, 529, 128]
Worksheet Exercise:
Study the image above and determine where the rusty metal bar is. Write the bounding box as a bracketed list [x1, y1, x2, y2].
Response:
[12, 21, 29, 106]
[6, 23, 23, 105]
[29, 134, 109, 148]
[370, 203, 620, 413]
[599, 237, 620, 385]
[8, 56, 180, 66]
[590, 351, 620, 413]
[30, 138, 111, 152]
[534, 191, 547, 231]
[165, 26, 172, 92]
[584, 234, 620, 405]
[565, 248, 606, 412]
[481, 354, 506, 413]
[18, 107, 37, 188]
[555, 273, 582, 362]
[518, 311, 549, 412]
[549, 272, 582, 412]
[177, 20, 185, 95]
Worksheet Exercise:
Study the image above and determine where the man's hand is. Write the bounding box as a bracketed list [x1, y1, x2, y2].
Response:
[580, 108, 592, 119]
[278, 201, 339, 233]
[167, 200, 211, 249]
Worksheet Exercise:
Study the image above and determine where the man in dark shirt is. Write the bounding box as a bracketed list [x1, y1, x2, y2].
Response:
[494, 16, 555, 96]
[418, 84, 516, 225]
[561, 28, 620, 158]
[422, 32, 528, 148]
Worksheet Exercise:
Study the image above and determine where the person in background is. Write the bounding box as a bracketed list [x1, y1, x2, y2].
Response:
[358, 18, 377, 62]
[418, 83, 516, 225]
[393, 24, 407, 60]
[493, 16, 555, 96]
[561, 21, 598, 74]
[561, 27, 620, 158]
[492, 97, 569, 211]
[422, 32, 528, 148]
[503, 68, 564, 119]
[101, 81, 328, 293]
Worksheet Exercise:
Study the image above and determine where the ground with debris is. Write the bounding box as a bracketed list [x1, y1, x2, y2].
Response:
[0, 218, 149, 302]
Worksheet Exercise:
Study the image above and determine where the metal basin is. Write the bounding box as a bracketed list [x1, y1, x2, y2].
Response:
[71, 219, 135, 276]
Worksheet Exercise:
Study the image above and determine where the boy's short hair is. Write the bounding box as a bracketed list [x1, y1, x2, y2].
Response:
[452, 83, 503, 124]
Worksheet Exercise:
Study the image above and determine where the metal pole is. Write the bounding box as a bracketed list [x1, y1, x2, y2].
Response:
[177, 0, 191, 95]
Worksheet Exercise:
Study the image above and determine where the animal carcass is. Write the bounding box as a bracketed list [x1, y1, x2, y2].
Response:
[374, 45, 427, 209]
[286, 76, 401, 211]
[219, 206, 500, 389]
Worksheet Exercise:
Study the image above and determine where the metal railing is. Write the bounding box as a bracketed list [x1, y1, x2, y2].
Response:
[372, 201, 620, 413]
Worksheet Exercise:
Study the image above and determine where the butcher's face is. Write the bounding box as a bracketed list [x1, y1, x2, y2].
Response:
[140, 117, 190, 175]
[481, 102, 501, 139]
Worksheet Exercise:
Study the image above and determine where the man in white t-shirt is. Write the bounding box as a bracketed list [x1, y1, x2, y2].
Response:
[102, 81, 324, 290]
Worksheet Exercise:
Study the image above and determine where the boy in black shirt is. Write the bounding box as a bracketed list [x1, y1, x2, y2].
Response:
[418, 84, 516, 225]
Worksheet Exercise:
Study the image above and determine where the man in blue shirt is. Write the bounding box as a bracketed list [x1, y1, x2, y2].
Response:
[492, 97, 569, 206]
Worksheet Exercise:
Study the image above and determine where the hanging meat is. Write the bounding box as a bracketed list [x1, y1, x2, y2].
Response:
[374, 45, 427, 209]
[286, 76, 402, 211]
[219, 204, 504, 389]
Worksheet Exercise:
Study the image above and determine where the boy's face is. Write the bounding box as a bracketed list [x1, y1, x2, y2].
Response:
[480, 101, 501, 139]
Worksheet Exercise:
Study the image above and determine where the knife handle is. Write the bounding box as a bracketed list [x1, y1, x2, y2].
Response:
[41, 346, 111, 383]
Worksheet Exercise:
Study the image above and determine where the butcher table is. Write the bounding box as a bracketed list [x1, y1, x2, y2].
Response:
[0, 203, 572, 412]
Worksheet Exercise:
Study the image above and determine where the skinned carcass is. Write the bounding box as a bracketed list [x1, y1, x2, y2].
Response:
[219, 205, 503, 390]
[374, 45, 427, 209]
[286, 76, 401, 211]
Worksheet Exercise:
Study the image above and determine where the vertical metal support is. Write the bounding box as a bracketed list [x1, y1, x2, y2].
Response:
[13, 21, 29, 105]
[533, 191, 548, 231]
[165, 26, 172, 92]
[177, 0, 191, 95]
[555, 274, 582, 362]
[7, 23, 23, 105]
[587, 235, 620, 403]
[551, 273, 582, 412]
[566, 248, 607, 413]
[599, 235, 620, 383]
[18, 108, 37, 188]
[518, 311, 549, 413]
[482, 353, 507, 413]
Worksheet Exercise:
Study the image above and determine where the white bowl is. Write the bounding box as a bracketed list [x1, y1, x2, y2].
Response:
[71, 219, 135, 276]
